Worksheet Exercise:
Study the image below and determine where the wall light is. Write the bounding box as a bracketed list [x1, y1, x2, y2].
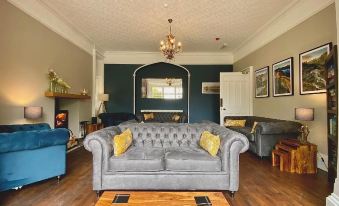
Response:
[24, 106, 43, 119]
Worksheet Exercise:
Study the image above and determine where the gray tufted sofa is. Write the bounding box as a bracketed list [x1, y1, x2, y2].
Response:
[224, 116, 301, 158]
[84, 123, 249, 197]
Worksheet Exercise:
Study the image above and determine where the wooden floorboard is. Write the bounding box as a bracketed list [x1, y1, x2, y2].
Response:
[0, 147, 331, 206]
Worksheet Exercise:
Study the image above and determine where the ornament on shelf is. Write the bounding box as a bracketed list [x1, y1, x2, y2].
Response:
[47, 69, 71, 93]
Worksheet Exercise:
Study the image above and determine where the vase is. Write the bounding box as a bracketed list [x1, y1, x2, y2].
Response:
[49, 81, 54, 92]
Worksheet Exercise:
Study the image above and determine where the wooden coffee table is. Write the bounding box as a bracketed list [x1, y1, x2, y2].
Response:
[96, 191, 230, 206]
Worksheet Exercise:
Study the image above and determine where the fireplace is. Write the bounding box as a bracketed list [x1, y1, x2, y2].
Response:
[55, 110, 69, 128]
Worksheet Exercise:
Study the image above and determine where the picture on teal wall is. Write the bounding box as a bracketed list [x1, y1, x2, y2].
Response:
[202, 82, 220, 94]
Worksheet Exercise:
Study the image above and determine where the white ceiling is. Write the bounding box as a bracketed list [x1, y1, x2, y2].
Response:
[39, 0, 295, 53]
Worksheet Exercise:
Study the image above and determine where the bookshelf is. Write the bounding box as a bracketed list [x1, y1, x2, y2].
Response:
[326, 45, 338, 184]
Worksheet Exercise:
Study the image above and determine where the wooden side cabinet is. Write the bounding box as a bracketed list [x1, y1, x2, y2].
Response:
[86, 123, 103, 135]
[272, 138, 317, 174]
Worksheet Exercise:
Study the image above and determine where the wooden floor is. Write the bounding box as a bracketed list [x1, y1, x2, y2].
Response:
[0, 147, 331, 206]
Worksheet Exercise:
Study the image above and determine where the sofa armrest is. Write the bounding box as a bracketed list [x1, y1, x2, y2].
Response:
[213, 127, 249, 169]
[0, 128, 69, 153]
[255, 121, 301, 135]
[213, 126, 248, 191]
[83, 126, 121, 190]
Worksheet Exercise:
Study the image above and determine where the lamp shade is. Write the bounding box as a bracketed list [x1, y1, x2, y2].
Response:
[24, 106, 43, 119]
[295, 108, 314, 121]
[99, 94, 109, 101]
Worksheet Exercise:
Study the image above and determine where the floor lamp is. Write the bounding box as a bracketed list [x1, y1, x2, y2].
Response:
[97, 94, 109, 116]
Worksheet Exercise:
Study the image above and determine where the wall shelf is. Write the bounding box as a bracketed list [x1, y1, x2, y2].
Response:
[45, 91, 91, 99]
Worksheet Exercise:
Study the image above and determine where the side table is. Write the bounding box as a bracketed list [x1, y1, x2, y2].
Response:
[272, 138, 317, 174]
[86, 123, 103, 135]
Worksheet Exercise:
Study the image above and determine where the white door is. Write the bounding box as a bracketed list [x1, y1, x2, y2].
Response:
[219, 69, 253, 125]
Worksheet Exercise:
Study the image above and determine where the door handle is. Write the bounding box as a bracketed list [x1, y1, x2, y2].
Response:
[220, 98, 223, 107]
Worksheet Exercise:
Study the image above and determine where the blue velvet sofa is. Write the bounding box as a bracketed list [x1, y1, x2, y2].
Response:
[98, 113, 139, 127]
[0, 123, 69, 191]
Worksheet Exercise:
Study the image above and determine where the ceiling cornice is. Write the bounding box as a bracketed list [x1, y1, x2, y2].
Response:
[104, 51, 234, 65]
[233, 0, 335, 62]
[7, 0, 99, 55]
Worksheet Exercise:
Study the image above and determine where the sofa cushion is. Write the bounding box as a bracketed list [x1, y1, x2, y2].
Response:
[199, 131, 220, 156]
[110, 147, 165, 172]
[113, 129, 133, 156]
[229, 127, 255, 142]
[165, 148, 221, 172]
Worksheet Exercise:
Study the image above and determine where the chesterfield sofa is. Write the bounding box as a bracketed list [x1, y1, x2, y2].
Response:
[84, 122, 249, 197]
[224, 116, 301, 158]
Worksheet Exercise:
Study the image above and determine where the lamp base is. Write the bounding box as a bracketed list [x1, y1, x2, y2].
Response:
[298, 125, 310, 144]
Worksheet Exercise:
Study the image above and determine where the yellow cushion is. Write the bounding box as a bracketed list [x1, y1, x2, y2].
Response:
[113, 129, 133, 156]
[199, 131, 220, 156]
[224, 119, 246, 127]
[172, 114, 181, 122]
[251, 121, 258, 133]
[144, 113, 154, 121]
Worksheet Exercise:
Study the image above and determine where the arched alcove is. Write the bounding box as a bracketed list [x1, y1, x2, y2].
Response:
[133, 62, 190, 122]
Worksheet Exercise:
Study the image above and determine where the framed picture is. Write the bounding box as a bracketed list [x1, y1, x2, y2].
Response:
[299, 43, 332, 95]
[202, 82, 220, 94]
[272, 57, 294, 97]
[255, 66, 269, 98]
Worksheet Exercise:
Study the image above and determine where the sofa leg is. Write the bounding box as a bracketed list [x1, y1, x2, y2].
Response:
[57, 175, 61, 184]
[96, 190, 101, 199]
[230, 191, 235, 198]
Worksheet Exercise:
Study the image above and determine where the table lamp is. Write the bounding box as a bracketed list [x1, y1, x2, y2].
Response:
[295, 108, 314, 144]
[24, 106, 43, 119]
[97, 94, 109, 115]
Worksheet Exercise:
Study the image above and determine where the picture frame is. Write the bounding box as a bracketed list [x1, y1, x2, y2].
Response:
[272, 57, 294, 97]
[299, 43, 332, 95]
[255, 66, 269, 98]
[201, 82, 220, 94]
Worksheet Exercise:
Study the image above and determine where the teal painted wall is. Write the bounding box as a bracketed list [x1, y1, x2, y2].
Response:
[104, 63, 232, 123]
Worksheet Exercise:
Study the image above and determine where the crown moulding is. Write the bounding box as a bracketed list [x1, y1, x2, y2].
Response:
[8, 0, 335, 63]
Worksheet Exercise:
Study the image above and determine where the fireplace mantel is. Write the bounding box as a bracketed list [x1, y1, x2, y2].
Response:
[45, 91, 91, 99]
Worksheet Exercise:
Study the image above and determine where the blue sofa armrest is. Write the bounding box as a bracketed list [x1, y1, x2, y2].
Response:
[0, 128, 69, 153]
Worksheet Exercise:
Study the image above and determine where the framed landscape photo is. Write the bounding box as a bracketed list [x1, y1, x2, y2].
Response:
[201, 82, 220, 94]
[272, 57, 294, 97]
[299, 43, 332, 95]
[255, 66, 269, 98]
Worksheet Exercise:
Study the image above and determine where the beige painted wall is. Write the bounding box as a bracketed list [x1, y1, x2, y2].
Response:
[0, 1, 92, 136]
[234, 4, 337, 156]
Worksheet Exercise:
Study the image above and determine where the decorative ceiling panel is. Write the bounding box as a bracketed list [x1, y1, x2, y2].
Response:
[40, 0, 295, 52]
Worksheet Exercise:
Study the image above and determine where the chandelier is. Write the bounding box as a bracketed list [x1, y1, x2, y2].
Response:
[160, 19, 182, 60]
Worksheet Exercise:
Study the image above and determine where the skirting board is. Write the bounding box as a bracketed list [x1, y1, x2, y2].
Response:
[317, 152, 328, 172]
[327, 193, 339, 206]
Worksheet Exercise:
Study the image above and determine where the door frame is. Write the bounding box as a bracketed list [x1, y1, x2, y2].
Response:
[240, 66, 254, 116]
